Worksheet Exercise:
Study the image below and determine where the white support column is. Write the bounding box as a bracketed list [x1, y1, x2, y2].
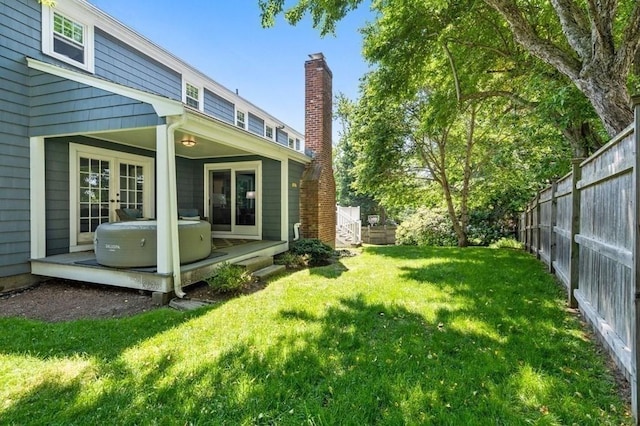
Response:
[155, 125, 172, 273]
[281, 158, 289, 242]
[30, 136, 46, 259]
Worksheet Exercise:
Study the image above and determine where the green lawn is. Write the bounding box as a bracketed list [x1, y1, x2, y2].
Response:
[0, 246, 632, 425]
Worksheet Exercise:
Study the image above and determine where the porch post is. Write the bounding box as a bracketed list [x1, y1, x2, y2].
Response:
[281, 159, 289, 242]
[155, 124, 173, 273]
[30, 136, 46, 259]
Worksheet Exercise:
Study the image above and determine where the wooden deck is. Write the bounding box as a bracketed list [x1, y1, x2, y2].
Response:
[30, 239, 288, 295]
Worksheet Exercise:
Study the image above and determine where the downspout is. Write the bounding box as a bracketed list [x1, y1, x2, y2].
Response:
[167, 115, 186, 298]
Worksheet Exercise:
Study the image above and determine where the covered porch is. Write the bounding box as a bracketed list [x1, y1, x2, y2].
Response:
[31, 239, 287, 302]
[27, 59, 308, 297]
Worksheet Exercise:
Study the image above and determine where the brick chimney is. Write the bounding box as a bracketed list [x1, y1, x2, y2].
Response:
[300, 53, 336, 247]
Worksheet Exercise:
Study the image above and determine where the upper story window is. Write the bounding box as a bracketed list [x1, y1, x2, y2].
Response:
[295, 138, 301, 151]
[236, 110, 246, 129]
[42, 7, 95, 72]
[185, 82, 200, 109]
[288, 137, 295, 149]
[265, 125, 274, 140]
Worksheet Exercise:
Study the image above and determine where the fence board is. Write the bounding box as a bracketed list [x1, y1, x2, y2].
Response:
[518, 120, 638, 420]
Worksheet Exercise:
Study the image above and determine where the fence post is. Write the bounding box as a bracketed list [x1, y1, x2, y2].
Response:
[527, 204, 532, 253]
[631, 95, 640, 422]
[549, 182, 557, 273]
[568, 158, 583, 309]
[535, 193, 541, 259]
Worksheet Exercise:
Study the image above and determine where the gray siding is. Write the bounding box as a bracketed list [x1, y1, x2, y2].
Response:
[176, 157, 204, 217]
[44, 136, 156, 256]
[288, 160, 305, 240]
[30, 72, 163, 137]
[276, 128, 288, 146]
[95, 28, 182, 100]
[248, 112, 264, 137]
[204, 89, 234, 124]
[261, 159, 281, 240]
[0, 0, 42, 276]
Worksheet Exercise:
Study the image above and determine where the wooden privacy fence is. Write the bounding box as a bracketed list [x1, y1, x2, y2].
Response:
[519, 101, 640, 420]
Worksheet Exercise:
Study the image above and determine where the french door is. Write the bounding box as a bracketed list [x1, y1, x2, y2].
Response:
[205, 161, 261, 238]
[69, 144, 154, 250]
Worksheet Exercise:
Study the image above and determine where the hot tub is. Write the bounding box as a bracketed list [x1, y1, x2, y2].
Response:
[94, 220, 212, 268]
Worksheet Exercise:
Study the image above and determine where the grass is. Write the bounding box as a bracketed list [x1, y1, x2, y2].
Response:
[0, 246, 632, 425]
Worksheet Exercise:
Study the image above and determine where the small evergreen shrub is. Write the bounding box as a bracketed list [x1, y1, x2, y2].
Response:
[206, 262, 252, 293]
[489, 237, 524, 250]
[395, 208, 457, 246]
[289, 238, 334, 266]
[275, 251, 308, 269]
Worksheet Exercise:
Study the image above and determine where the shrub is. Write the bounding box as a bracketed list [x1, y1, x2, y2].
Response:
[395, 208, 457, 246]
[206, 262, 252, 293]
[275, 251, 308, 269]
[289, 238, 334, 266]
[489, 237, 524, 250]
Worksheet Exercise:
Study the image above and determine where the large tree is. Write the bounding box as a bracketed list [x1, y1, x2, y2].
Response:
[260, 0, 640, 138]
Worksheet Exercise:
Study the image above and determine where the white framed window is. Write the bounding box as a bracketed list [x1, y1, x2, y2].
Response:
[185, 82, 200, 109]
[265, 125, 274, 140]
[236, 110, 246, 129]
[288, 137, 295, 149]
[295, 138, 301, 151]
[42, 7, 95, 72]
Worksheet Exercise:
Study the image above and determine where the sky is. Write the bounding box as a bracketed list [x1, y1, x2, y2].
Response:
[88, 1, 373, 140]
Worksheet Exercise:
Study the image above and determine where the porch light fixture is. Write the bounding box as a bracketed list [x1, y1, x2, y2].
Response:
[180, 135, 196, 147]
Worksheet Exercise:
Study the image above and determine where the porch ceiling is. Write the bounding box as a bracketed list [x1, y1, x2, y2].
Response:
[90, 127, 252, 158]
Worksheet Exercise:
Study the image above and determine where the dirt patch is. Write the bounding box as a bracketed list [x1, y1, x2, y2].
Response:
[0, 278, 268, 323]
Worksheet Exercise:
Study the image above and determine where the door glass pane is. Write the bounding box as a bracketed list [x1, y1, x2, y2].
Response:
[78, 156, 110, 234]
[236, 171, 256, 226]
[211, 170, 231, 232]
[119, 161, 145, 213]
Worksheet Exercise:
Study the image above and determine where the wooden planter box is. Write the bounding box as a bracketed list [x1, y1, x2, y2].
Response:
[361, 225, 397, 245]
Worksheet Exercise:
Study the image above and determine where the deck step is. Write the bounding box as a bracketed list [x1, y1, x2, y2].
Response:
[235, 256, 273, 273]
[252, 264, 286, 280]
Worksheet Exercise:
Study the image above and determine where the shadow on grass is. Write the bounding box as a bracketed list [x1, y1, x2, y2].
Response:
[1, 290, 631, 424]
[0, 303, 213, 360]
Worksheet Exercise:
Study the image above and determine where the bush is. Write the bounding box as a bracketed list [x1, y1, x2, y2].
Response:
[206, 262, 252, 293]
[395, 208, 458, 246]
[289, 238, 334, 266]
[274, 251, 308, 269]
[489, 237, 524, 250]
[467, 210, 517, 246]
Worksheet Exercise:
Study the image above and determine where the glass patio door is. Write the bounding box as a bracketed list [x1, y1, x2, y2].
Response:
[70, 144, 153, 249]
[206, 161, 261, 238]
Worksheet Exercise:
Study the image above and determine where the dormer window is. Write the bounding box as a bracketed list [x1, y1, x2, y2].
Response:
[185, 82, 200, 109]
[236, 110, 246, 129]
[265, 125, 274, 140]
[288, 137, 295, 149]
[42, 7, 94, 72]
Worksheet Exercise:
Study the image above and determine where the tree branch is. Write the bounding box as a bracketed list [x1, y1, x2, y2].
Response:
[549, 0, 591, 60]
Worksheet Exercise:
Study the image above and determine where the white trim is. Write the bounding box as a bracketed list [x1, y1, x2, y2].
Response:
[30, 137, 47, 260]
[42, 4, 95, 73]
[183, 111, 310, 164]
[183, 80, 203, 112]
[204, 161, 262, 239]
[68, 143, 155, 251]
[26, 57, 184, 117]
[236, 109, 247, 130]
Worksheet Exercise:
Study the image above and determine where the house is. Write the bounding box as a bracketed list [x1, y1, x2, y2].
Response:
[0, 0, 336, 300]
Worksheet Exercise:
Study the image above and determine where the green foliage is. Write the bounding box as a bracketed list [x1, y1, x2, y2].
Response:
[395, 208, 457, 246]
[489, 237, 524, 249]
[289, 238, 334, 266]
[274, 251, 308, 269]
[467, 210, 517, 246]
[206, 262, 252, 293]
